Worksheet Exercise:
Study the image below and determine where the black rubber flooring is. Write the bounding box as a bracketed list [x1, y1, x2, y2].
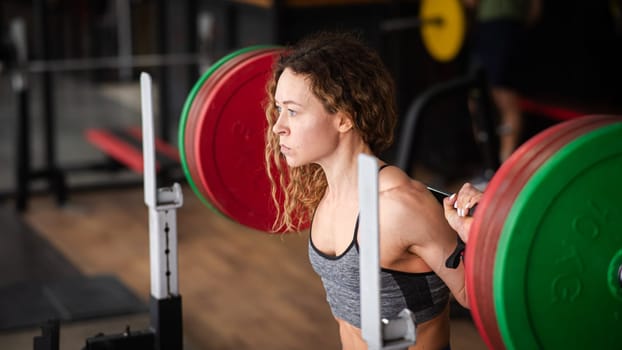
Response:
[0, 205, 147, 331]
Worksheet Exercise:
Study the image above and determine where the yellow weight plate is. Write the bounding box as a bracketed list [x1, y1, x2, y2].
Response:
[420, 0, 465, 62]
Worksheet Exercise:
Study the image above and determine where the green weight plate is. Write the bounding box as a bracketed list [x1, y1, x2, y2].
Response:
[494, 119, 622, 349]
[465, 115, 619, 350]
[178, 45, 278, 213]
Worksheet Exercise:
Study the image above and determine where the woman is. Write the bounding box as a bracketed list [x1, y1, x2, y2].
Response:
[264, 31, 469, 350]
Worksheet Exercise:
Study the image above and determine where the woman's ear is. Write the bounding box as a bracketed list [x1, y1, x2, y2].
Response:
[336, 112, 354, 133]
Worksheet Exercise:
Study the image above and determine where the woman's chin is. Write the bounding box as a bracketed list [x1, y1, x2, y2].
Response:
[284, 157, 303, 168]
[286, 160, 299, 167]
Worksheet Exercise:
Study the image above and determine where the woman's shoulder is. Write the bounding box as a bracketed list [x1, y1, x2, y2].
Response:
[376, 165, 443, 244]
[378, 165, 431, 208]
[378, 164, 425, 192]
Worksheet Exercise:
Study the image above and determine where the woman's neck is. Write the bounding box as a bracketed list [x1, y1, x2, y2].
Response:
[320, 139, 374, 204]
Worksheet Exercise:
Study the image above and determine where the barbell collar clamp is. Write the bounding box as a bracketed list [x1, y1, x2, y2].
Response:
[156, 183, 183, 210]
[381, 308, 416, 346]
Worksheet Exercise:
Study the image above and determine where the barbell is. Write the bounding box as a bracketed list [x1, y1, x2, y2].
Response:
[179, 45, 622, 348]
[380, 0, 466, 62]
[466, 115, 622, 350]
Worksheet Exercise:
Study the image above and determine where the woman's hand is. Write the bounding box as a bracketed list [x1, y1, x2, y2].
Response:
[443, 183, 483, 243]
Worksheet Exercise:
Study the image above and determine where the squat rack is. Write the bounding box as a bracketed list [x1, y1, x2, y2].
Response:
[33, 72, 183, 350]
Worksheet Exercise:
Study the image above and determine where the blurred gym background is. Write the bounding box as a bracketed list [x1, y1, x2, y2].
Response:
[0, 1, 620, 349]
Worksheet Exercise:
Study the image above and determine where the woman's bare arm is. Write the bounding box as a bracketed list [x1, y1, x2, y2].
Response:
[380, 181, 469, 308]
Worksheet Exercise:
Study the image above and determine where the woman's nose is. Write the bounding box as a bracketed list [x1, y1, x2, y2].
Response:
[272, 113, 287, 135]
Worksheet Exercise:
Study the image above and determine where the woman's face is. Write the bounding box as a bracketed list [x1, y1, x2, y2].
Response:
[272, 68, 344, 167]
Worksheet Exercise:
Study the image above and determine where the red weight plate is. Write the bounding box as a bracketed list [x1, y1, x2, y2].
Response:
[187, 50, 274, 206]
[190, 48, 282, 217]
[185, 49, 276, 214]
[465, 115, 621, 350]
[194, 49, 300, 233]
[180, 46, 276, 214]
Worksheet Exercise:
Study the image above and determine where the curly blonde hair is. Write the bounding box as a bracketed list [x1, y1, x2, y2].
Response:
[264, 31, 397, 233]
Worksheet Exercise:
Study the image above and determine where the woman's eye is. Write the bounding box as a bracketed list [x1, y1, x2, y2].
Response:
[275, 105, 282, 113]
[288, 109, 297, 117]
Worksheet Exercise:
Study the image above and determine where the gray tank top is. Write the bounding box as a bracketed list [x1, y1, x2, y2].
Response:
[308, 170, 449, 328]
